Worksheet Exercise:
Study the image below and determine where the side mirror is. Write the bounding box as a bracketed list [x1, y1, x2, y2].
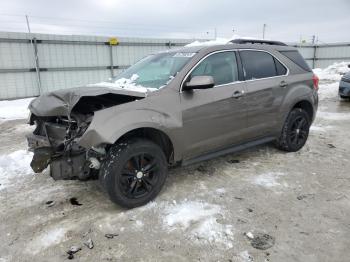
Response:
[183, 76, 215, 91]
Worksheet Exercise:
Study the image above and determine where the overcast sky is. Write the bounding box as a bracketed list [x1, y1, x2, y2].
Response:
[1, 0, 350, 43]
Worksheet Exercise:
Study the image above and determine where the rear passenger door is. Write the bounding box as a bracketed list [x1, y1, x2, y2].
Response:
[239, 50, 288, 138]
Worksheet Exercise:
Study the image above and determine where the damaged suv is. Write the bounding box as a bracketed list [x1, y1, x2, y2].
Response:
[27, 39, 318, 208]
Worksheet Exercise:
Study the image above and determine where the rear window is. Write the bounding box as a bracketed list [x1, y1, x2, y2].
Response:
[279, 50, 312, 72]
[240, 50, 287, 80]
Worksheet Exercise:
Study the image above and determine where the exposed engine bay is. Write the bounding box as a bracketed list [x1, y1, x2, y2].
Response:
[27, 91, 143, 180]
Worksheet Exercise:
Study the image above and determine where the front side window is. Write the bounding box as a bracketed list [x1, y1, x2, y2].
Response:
[240, 50, 286, 80]
[189, 51, 239, 86]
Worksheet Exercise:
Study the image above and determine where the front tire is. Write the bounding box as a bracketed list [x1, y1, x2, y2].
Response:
[276, 108, 310, 152]
[100, 139, 168, 208]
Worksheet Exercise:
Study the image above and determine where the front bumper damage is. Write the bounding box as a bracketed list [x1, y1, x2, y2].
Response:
[26, 116, 104, 180]
[26, 85, 146, 180]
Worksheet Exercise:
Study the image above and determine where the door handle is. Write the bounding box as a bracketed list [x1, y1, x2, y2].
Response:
[232, 90, 244, 98]
[280, 81, 288, 87]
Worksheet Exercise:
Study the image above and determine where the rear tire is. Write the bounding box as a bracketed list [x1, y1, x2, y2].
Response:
[276, 108, 310, 152]
[99, 139, 168, 208]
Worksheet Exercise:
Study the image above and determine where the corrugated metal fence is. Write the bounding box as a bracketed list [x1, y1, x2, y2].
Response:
[1, 31, 350, 100]
[296, 42, 350, 69]
[0, 32, 192, 99]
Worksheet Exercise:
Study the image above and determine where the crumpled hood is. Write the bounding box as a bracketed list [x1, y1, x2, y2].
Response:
[28, 85, 147, 117]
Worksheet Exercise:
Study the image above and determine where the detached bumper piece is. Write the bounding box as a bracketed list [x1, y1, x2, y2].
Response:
[26, 126, 93, 180]
[30, 147, 53, 173]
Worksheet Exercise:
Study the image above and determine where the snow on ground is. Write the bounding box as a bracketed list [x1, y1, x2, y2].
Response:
[163, 201, 234, 248]
[0, 98, 33, 121]
[317, 111, 350, 121]
[252, 172, 286, 188]
[317, 82, 339, 100]
[310, 125, 333, 133]
[0, 150, 34, 190]
[314, 62, 350, 100]
[314, 62, 350, 82]
[238, 250, 254, 262]
[25, 225, 70, 255]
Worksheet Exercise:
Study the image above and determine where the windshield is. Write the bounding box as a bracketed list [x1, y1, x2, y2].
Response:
[112, 52, 196, 89]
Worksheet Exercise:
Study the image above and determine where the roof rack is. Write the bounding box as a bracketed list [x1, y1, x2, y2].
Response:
[230, 39, 287, 46]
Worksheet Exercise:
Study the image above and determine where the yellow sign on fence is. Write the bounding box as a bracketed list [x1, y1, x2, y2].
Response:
[109, 37, 119, 46]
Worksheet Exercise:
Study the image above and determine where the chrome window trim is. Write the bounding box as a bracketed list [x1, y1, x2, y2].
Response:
[180, 48, 290, 93]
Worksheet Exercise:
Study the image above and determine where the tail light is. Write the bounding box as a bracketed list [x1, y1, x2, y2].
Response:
[312, 74, 319, 91]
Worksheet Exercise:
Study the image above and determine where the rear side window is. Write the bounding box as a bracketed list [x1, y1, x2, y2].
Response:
[274, 58, 287, 75]
[279, 50, 312, 72]
[240, 50, 286, 80]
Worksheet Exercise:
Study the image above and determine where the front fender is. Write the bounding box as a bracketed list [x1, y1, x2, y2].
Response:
[78, 108, 183, 158]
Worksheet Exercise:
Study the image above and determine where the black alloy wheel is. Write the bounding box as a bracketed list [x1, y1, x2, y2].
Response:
[276, 108, 311, 152]
[100, 139, 168, 208]
[119, 153, 160, 199]
[288, 115, 309, 148]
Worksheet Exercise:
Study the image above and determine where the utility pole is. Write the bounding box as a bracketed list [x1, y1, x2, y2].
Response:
[25, 15, 31, 33]
[262, 24, 267, 39]
[311, 35, 316, 45]
[26, 15, 42, 95]
[214, 28, 217, 40]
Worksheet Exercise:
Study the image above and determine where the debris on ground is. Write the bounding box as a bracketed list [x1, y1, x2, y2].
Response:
[327, 143, 336, 148]
[104, 233, 119, 239]
[45, 200, 55, 207]
[246, 232, 275, 250]
[67, 246, 81, 259]
[245, 232, 254, 239]
[84, 238, 94, 249]
[297, 194, 315, 200]
[195, 164, 216, 175]
[247, 208, 253, 212]
[196, 165, 208, 173]
[69, 197, 82, 206]
[234, 196, 244, 200]
[82, 229, 92, 238]
[237, 218, 248, 224]
[297, 195, 307, 200]
[227, 159, 240, 164]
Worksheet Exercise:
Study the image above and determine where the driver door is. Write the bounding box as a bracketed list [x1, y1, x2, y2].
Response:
[180, 51, 248, 159]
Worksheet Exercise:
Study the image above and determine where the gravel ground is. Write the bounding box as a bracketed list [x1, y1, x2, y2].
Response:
[1, 82, 350, 262]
